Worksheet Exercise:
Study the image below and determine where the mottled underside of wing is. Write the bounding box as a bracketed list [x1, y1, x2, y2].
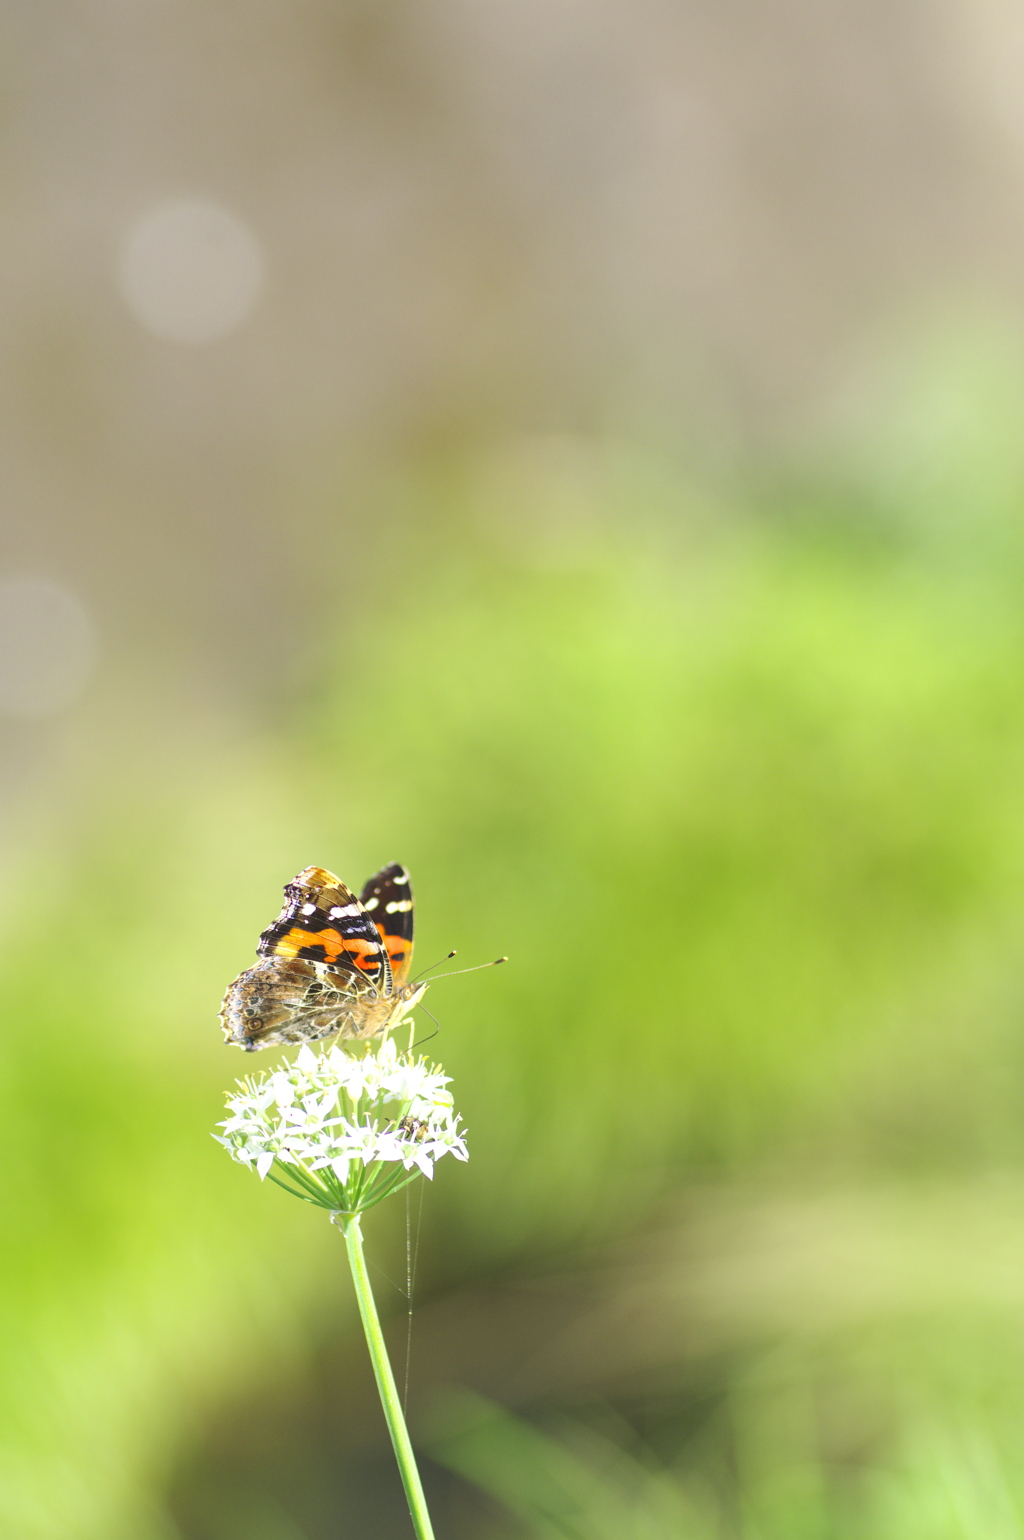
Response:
[257, 865, 391, 990]
[220, 957, 386, 1051]
[359, 862, 415, 984]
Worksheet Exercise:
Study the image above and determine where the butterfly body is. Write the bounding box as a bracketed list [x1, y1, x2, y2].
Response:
[221, 863, 426, 1052]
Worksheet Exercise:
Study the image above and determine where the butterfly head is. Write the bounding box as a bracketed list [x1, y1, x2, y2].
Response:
[390, 978, 430, 1026]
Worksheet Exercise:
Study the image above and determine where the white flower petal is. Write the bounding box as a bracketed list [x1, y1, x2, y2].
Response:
[216, 1042, 467, 1198]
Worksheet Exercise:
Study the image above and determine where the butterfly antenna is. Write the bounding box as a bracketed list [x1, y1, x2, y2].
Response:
[427, 956, 507, 982]
[411, 950, 458, 983]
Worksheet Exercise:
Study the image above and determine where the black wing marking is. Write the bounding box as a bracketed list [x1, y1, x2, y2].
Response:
[359, 863, 415, 984]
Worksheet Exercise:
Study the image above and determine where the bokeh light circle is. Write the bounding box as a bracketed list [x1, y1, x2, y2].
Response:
[118, 200, 265, 344]
[0, 577, 98, 718]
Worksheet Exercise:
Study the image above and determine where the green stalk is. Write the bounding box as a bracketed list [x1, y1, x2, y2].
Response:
[338, 1212, 436, 1540]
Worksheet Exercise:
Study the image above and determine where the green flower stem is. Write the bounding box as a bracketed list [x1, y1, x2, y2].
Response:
[338, 1212, 436, 1540]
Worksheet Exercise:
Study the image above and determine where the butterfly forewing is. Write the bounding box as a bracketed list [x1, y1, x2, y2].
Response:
[258, 865, 392, 991]
[359, 862, 415, 984]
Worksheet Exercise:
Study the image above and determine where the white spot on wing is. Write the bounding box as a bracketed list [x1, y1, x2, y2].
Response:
[329, 903, 361, 919]
[391, 871, 410, 885]
[385, 899, 413, 913]
[362, 896, 379, 911]
[300, 903, 316, 916]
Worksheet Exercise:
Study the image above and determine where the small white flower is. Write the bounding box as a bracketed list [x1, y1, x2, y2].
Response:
[214, 1042, 468, 1212]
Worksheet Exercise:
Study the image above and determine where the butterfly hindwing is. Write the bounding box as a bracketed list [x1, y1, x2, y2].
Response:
[257, 865, 391, 990]
[359, 862, 415, 985]
[220, 956, 380, 1051]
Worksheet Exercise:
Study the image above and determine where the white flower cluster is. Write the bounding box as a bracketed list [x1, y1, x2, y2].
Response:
[214, 1039, 468, 1191]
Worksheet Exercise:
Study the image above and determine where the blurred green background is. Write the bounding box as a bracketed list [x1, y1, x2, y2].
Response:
[7, 5, 1024, 1538]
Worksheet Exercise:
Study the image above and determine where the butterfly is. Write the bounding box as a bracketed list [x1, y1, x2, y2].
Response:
[220, 863, 427, 1052]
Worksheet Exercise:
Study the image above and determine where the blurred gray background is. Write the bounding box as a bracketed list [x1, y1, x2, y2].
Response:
[5, 0, 1024, 725]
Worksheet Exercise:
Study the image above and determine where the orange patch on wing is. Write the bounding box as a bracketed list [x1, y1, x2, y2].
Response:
[273, 926, 383, 971]
[375, 928, 410, 979]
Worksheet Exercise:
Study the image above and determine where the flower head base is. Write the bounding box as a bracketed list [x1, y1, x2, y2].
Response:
[214, 1039, 468, 1215]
